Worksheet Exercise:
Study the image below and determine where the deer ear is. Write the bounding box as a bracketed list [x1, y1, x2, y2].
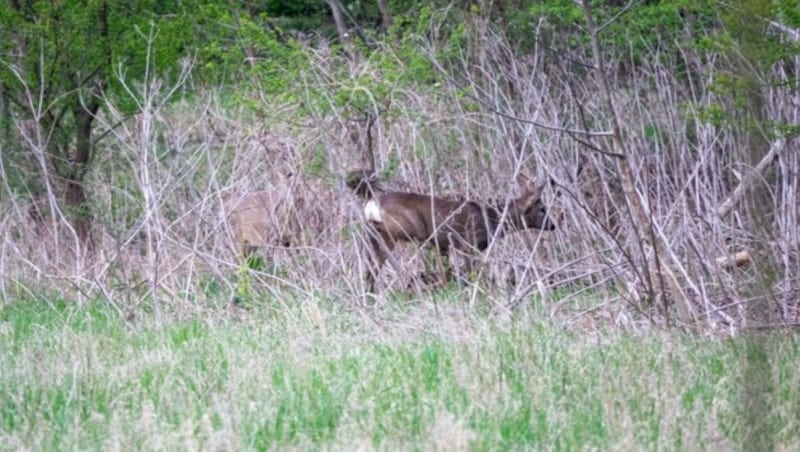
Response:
[516, 174, 535, 192]
[516, 174, 544, 199]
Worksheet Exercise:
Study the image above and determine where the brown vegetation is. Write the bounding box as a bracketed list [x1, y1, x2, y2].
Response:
[1, 11, 797, 331]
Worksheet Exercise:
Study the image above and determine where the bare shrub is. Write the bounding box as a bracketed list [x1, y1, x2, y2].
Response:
[0, 9, 796, 331]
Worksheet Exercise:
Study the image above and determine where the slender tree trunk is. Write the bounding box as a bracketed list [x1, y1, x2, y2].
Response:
[376, 0, 392, 31]
[62, 1, 106, 251]
[581, 0, 695, 325]
[364, 112, 376, 174]
[325, 0, 354, 57]
[63, 100, 99, 249]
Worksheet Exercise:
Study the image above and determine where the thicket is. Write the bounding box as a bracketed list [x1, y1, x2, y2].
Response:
[0, 0, 798, 331]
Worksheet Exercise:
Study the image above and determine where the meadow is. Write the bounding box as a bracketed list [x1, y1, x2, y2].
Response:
[2, 292, 798, 450]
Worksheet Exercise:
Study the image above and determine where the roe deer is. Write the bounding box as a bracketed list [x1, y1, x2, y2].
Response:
[223, 187, 312, 262]
[348, 171, 556, 292]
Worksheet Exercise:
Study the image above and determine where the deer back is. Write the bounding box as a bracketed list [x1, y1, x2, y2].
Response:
[363, 178, 554, 252]
[367, 192, 495, 251]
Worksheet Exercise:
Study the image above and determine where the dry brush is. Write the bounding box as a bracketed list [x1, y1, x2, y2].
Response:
[0, 13, 797, 331]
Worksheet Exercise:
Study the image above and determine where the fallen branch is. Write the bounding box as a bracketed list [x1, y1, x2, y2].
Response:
[716, 139, 784, 217]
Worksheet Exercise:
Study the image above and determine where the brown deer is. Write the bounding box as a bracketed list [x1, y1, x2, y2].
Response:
[223, 191, 299, 257]
[222, 174, 325, 265]
[348, 171, 556, 292]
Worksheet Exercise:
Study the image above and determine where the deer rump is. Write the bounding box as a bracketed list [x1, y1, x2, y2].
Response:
[351, 173, 555, 292]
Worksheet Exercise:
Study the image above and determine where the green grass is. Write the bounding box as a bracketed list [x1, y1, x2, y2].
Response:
[1, 296, 799, 450]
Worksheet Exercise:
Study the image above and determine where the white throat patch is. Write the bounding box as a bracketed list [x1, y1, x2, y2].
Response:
[364, 200, 383, 223]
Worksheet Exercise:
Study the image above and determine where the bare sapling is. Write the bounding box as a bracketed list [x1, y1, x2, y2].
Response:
[348, 171, 556, 293]
[580, 0, 695, 325]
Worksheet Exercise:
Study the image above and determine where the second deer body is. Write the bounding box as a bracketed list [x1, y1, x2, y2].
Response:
[349, 173, 556, 292]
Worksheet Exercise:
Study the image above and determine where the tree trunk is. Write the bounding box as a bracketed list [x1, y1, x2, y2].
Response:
[376, 0, 392, 31]
[325, 0, 354, 56]
[64, 100, 99, 249]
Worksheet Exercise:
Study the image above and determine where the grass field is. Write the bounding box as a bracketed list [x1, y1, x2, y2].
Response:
[1, 293, 798, 451]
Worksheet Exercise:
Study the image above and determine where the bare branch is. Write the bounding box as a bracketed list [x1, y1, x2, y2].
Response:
[716, 139, 785, 217]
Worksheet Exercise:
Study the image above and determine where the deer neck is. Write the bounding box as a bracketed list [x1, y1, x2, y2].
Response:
[478, 203, 507, 239]
[484, 200, 526, 237]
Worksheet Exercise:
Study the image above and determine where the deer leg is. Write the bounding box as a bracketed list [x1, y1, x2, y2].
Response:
[409, 248, 445, 291]
[364, 235, 383, 293]
[364, 227, 393, 293]
[437, 245, 455, 285]
[451, 237, 482, 285]
[459, 255, 475, 283]
[412, 248, 437, 288]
